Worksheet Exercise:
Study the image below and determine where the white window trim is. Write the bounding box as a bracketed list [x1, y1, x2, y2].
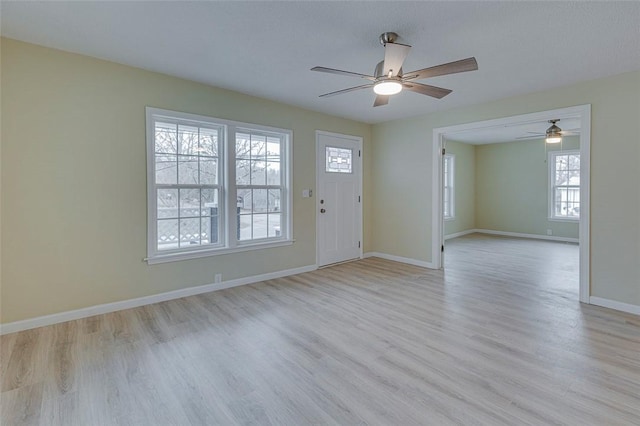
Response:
[145, 107, 293, 264]
[444, 154, 455, 220]
[548, 149, 580, 222]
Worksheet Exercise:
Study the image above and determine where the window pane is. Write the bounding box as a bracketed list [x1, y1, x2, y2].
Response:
[267, 138, 280, 160]
[179, 189, 200, 218]
[326, 146, 352, 173]
[268, 213, 281, 237]
[236, 160, 251, 185]
[201, 217, 218, 245]
[267, 161, 280, 185]
[201, 188, 218, 216]
[253, 189, 268, 213]
[178, 125, 199, 155]
[555, 170, 568, 186]
[567, 202, 580, 218]
[178, 155, 199, 184]
[239, 214, 252, 240]
[568, 154, 580, 170]
[155, 154, 177, 184]
[268, 189, 281, 212]
[251, 135, 266, 158]
[568, 187, 580, 203]
[556, 155, 568, 171]
[251, 160, 266, 185]
[157, 188, 178, 219]
[155, 122, 177, 154]
[555, 188, 567, 216]
[568, 169, 580, 185]
[157, 219, 178, 251]
[444, 190, 450, 217]
[199, 128, 218, 157]
[200, 157, 217, 185]
[179, 218, 201, 247]
[253, 214, 268, 239]
[236, 133, 251, 159]
[237, 188, 252, 214]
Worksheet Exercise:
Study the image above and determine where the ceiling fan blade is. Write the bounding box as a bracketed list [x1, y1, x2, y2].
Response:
[516, 135, 544, 140]
[402, 82, 452, 99]
[404, 57, 478, 81]
[311, 66, 376, 81]
[373, 95, 389, 107]
[383, 43, 411, 77]
[319, 84, 373, 98]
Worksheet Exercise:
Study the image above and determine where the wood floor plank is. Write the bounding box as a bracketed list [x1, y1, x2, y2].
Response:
[2, 234, 639, 425]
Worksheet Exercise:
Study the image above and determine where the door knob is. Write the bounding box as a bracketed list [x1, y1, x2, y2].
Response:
[320, 208, 326, 213]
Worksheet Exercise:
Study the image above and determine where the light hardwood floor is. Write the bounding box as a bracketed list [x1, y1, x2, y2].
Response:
[2, 234, 639, 425]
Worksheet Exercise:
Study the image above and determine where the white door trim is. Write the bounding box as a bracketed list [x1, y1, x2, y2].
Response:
[315, 130, 363, 267]
[431, 104, 591, 304]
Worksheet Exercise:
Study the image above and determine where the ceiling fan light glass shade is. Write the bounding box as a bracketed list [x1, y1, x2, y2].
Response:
[373, 80, 402, 95]
[545, 135, 562, 144]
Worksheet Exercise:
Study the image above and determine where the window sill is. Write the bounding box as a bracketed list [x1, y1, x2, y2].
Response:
[145, 239, 294, 265]
[548, 217, 579, 223]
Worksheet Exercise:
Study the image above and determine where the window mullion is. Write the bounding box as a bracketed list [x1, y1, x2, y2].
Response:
[227, 125, 238, 248]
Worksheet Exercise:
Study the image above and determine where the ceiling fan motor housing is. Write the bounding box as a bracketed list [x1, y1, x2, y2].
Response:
[374, 60, 403, 79]
[379, 32, 399, 45]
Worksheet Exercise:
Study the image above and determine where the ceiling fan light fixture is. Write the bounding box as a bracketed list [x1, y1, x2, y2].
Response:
[545, 119, 563, 144]
[374, 80, 402, 95]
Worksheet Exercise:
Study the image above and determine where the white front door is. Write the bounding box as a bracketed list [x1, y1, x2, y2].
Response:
[316, 131, 362, 267]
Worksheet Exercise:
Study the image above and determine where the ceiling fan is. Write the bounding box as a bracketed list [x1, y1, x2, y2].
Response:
[516, 119, 580, 143]
[311, 32, 478, 107]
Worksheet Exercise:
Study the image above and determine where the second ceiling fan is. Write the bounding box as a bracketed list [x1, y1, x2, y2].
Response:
[312, 32, 478, 107]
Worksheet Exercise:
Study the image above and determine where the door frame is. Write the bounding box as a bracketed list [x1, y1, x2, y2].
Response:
[431, 104, 591, 303]
[315, 130, 364, 267]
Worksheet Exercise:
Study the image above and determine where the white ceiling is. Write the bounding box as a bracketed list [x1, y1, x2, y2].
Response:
[2, 1, 639, 124]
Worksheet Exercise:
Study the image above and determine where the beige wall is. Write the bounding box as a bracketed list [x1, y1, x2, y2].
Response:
[475, 136, 579, 239]
[372, 70, 640, 306]
[0, 39, 372, 323]
[443, 139, 475, 236]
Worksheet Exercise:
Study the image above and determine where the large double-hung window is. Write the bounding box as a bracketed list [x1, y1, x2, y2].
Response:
[549, 150, 580, 220]
[146, 108, 291, 263]
[443, 154, 455, 220]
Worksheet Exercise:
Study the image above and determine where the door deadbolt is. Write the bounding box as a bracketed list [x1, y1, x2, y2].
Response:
[320, 208, 326, 213]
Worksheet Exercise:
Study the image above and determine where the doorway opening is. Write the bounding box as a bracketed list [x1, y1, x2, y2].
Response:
[432, 105, 591, 303]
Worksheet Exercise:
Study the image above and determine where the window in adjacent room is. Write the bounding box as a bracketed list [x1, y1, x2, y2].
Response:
[146, 108, 291, 263]
[443, 154, 455, 220]
[549, 150, 580, 220]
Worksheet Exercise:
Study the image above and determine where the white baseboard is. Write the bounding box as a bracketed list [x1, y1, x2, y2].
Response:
[0, 264, 318, 335]
[364, 252, 435, 269]
[473, 229, 578, 244]
[589, 297, 640, 316]
[444, 229, 476, 240]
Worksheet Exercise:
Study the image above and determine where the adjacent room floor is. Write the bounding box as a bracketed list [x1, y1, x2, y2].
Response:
[2, 236, 639, 425]
[444, 232, 579, 303]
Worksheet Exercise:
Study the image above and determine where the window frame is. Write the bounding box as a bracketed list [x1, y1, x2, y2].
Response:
[146, 107, 292, 264]
[443, 153, 455, 220]
[548, 149, 580, 222]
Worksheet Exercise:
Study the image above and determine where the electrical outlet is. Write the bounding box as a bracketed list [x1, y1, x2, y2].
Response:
[214, 273, 222, 283]
[546, 229, 553, 236]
